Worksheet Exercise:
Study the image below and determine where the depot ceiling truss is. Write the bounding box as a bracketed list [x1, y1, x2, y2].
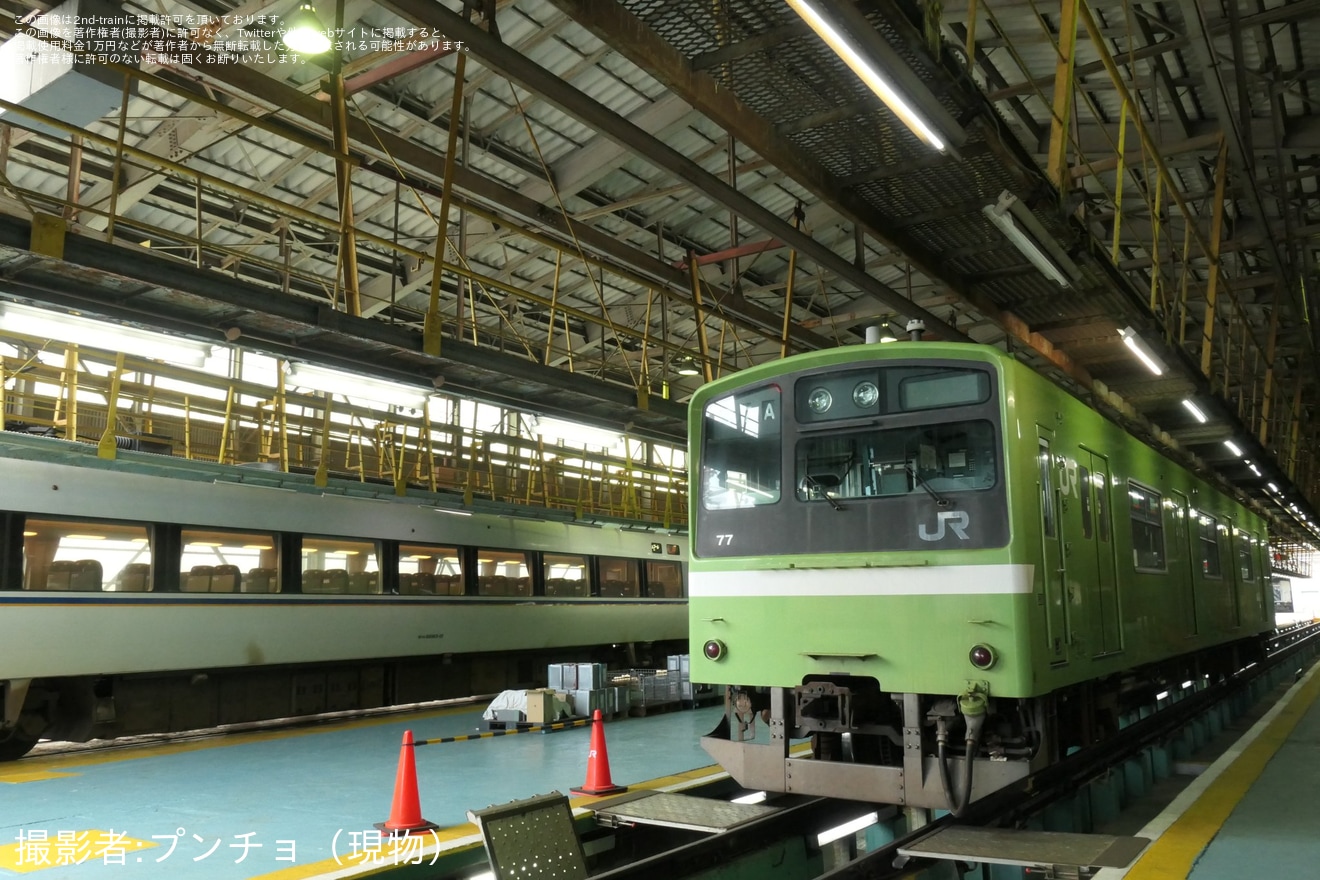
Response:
[0, 0, 1317, 545]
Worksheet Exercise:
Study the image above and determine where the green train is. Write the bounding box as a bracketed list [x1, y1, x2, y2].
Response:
[688, 341, 1272, 811]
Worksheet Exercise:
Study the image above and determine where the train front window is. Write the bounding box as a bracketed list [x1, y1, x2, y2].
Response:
[23, 518, 152, 592]
[796, 419, 997, 502]
[701, 385, 781, 510]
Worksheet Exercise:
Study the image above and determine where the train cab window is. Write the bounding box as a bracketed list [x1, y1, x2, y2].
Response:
[23, 518, 152, 592]
[702, 385, 781, 510]
[399, 544, 464, 595]
[1238, 532, 1255, 582]
[645, 560, 683, 598]
[544, 553, 589, 597]
[476, 549, 531, 597]
[599, 556, 640, 598]
[181, 529, 280, 593]
[302, 537, 380, 594]
[1128, 483, 1165, 571]
[1195, 513, 1222, 579]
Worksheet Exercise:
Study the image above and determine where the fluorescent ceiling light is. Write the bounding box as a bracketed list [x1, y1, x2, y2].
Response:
[286, 362, 428, 408]
[816, 811, 879, 846]
[282, 3, 332, 54]
[1155, 690, 1169, 701]
[1224, 440, 1242, 456]
[1117, 327, 1167, 376]
[786, 0, 945, 151]
[1268, 483, 1279, 493]
[533, 416, 622, 448]
[982, 201, 1070, 287]
[1181, 399, 1207, 423]
[0, 302, 213, 366]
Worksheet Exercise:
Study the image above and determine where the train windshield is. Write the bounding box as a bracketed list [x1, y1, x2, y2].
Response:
[701, 384, 781, 510]
[695, 360, 1007, 557]
[796, 419, 996, 502]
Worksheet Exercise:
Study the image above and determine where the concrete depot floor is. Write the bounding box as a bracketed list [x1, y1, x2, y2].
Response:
[0, 702, 729, 880]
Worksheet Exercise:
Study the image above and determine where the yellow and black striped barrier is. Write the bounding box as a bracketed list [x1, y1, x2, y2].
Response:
[414, 717, 591, 746]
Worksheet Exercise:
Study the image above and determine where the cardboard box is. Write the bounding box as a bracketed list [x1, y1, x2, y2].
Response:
[525, 689, 555, 724]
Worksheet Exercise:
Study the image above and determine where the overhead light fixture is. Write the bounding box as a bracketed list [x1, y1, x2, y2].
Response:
[1224, 440, 1243, 456]
[1268, 482, 1280, 493]
[816, 811, 880, 846]
[675, 357, 701, 376]
[982, 196, 1070, 287]
[281, 3, 332, 54]
[533, 416, 622, 449]
[1181, 399, 1207, 423]
[0, 302, 214, 367]
[286, 362, 428, 408]
[1117, 327, 1167, 376]
[786, 0, 946, 151]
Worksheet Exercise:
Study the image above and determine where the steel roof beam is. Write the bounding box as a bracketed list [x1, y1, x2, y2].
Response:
[377, 0, 966, 341]
[1177, 0, 1312, 352]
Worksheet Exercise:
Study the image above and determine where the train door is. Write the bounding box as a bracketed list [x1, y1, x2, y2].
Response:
[1036, 429, 1067, 663]
[1169, 489, 1198, 636]
[1081, 450, 1121, 654]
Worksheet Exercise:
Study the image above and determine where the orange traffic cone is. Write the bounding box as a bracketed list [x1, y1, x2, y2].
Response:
[571, 709, 628, 797]
[375, 730, 438, 835]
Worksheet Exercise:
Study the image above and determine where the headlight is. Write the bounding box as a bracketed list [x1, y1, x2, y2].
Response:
[852, 381, 879, 408]
[808, 388, 832, 414]
[969, 644, 997, 669]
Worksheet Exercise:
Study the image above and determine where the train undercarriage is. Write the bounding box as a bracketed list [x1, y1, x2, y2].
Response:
[0, 640, 681, 760]
[704, 637, 1265, 812]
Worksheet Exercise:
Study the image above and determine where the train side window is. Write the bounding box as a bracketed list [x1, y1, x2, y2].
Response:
[1237, 531, 1255, 582]
[400, 544, 464, 595]
[543, 553, 589, 597]
[302, 537, 380, 594]
[1079, 465, 1093, 539]
[476, 549, 531, 597]
[181, 529, 280, 593]
[1038, 440, 1056, 538]
[645, 560, 683, 598]
[23, 518, 152, 592]
[599, 556, 640, 598]
[1195, 513, 1221, 578]
[1128, 483, 1165, 571]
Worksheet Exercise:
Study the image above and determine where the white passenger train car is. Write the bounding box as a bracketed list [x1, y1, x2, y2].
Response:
[0, 434, 687, 759]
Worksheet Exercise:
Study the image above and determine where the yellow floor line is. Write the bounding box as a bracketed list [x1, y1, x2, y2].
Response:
[0, 831, 157, 873]
[0, 704, 478, 782]
[1125, 667, 1320, 879]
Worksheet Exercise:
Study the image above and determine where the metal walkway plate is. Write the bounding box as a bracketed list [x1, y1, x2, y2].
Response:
[593, 791, 778, 833]
[900, 826, 1150, 871]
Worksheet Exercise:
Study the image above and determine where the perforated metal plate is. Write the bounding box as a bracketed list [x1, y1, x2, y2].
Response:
[593, 791, 778, 833]
[467, 792, 588, 880]
[900, 826, 1150, 870]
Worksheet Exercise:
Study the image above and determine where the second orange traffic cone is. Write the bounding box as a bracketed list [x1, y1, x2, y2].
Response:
[571, 709, 628, 797]
[376, 730, 438, 835]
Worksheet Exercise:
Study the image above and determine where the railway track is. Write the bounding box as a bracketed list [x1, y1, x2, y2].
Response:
[569, 622, 1320, 880]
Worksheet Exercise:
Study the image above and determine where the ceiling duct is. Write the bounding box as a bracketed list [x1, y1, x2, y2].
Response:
[0, 0, 138, 137]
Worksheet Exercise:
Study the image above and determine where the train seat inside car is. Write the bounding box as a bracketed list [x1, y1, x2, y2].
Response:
[183, 565, 214, 592]
[113, 563, 151, 592]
